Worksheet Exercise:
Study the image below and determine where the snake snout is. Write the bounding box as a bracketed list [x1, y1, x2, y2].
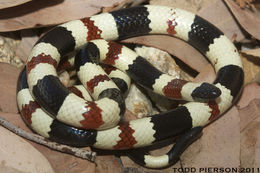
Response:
[191, 83, 221, 100]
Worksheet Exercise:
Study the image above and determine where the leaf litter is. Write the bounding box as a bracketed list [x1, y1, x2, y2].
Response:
[0, 0, 260, 172]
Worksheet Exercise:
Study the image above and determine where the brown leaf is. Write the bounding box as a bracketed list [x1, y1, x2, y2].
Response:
[235, 0, 255, 9]
[0, 123, 54, 173]
[237, 83, 260, 109]
[95, 155, 122, 173]
[150, 0, 209, 14]
[181, 107, 240, 168]
[193, 64, 215, 83]
[0, 0, 32, 10]
[254, 131, 260, 168]
[239, 98, 260, 131]
[240, 116, 260, 168]
[224, 0, 260, 40]
[238, 84, 260, 167]
[0, 112, 96, 173]
[15, 30, 39, 62]
[241, 53, 260, 84]
[0, 63, 20, 113]
[237, 83, 260, 132]
[198, 0, 246, 41]
[0, 0, 127, 32]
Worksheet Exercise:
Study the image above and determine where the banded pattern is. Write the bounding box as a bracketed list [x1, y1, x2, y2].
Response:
[83, 39, 221, 101]
[17, 5, 244, 168]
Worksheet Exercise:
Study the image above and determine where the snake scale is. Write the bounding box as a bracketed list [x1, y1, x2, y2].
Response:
[16, 5, 244, 168]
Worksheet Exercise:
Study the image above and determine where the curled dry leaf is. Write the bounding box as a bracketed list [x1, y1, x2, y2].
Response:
[0, 126, 55, 173]
[0, 0, 128, 32]
[224, 0, 260, 40]
[0, 0, 32, 10]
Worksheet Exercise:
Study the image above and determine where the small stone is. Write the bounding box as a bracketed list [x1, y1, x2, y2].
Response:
[125, 84, 154, 118]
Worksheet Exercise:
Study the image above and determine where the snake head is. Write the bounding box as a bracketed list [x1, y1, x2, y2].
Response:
[191, 83, 221, 101]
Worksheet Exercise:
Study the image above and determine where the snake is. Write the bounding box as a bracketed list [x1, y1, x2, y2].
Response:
[16, 5, 244, 168]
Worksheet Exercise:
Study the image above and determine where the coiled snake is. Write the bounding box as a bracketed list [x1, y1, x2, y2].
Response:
[17, 5, 244, 168]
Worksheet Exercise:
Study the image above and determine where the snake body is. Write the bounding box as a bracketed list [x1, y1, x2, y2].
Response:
[17, 5, 244, 168]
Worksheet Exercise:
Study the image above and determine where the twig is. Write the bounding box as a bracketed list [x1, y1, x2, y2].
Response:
[0, 116, 96, 162]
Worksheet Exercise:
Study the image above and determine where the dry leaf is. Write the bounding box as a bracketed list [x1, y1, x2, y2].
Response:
[0, 63, 20, 113]
[95, 155, 122, 173]
[0, 125, 54, 173]
[235, 0, 255, 9]
[239, 98, 260, 131]
[241, 53, 260, 84]
[0, 112, 96, 173]
[193, 64, 215, 83]
[0, 0, 32, 10]
[237, 82, 260, 109]
[254, 130, 260, 168]
[240, 116, 260, 168]
[15, 30, 39, 62]
[224, 0, 260, 40]
[150, 0, 210, 14]
[238, 84, 260, 168]
[0, 0, 127, 32]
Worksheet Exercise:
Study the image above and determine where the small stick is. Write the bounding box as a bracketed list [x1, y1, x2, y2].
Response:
[0, 116, 96, 162]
